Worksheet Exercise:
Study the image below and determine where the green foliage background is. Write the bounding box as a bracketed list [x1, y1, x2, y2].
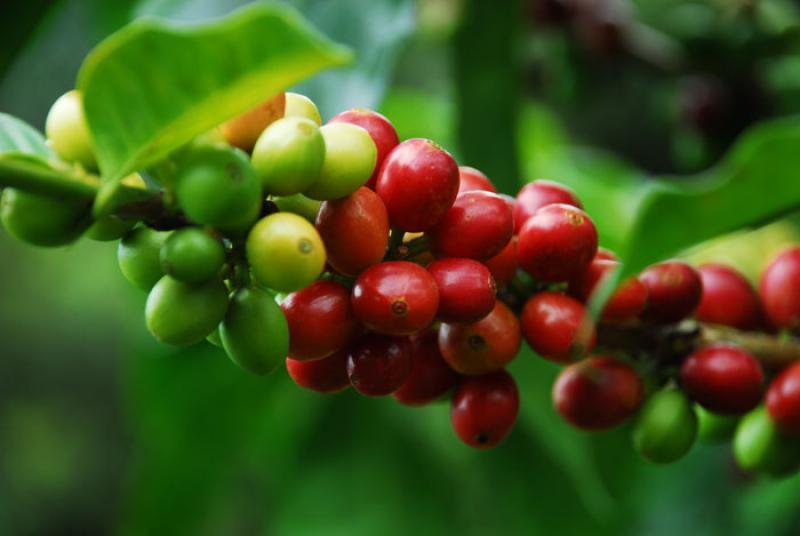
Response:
[2, 0, 800, 534]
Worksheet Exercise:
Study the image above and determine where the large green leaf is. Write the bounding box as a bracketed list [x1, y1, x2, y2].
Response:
[77, 3, 352, 182]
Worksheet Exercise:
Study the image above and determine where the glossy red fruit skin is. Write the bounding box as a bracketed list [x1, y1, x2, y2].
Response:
[451, 370, 519, 448]
[428, 258, 497, 323]
[457, 166, 496, 194]
[438, 301, 521, 375]
[594, 248, 617, 261]
[316, 187, 389, 277]
[760, 248, 800, 329]
[553, 356, 643, 430]
[286, 350, 350, 393]
[375, 138, 460, 231]
[281, 280, 359, 361]
[346, 333, 413, 396]
[680, 344, 764, 415]
[638, 261, 703, 323]
[696, 263, 760, 330]
[766, 363, 800, 435]
[352, 261, 439, 335]
[484, 236, 518, 285]
[521, 292, 595, 364]
[393, 330, 459, 406]
[428, 191, 514, 260]
[329, 109, 399, 189]
[569, 259, 649, 322]
[517, 204, 598, 283]
[513, 180, 582, 234]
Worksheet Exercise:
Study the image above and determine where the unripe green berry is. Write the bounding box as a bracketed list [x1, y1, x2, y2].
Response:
[220, 287, 289, 375]
[118, 228, 172, 290]
[696, 405, 739, 443]
[633, 388, 698, 464]
[86, 215, 136, 242]
[251, 117, 325, 196]
[271, 193, 321, 223]
[160, 228, 225, 283]
[302, 123, 377, 200]
[174, 144, 262, 233]
[145, 276, 228, 346]
[734, 406, 800, 477]
[1, 188, 91, 247]
[45, 90, 97, 169]
[246, 212, 326, 292]
[284, 92, 322, 125]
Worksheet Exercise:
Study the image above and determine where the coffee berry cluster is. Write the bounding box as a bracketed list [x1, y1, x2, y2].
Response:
[4, 89, 800, 474]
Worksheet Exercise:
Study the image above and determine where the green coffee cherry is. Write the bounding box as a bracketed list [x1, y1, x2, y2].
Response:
[207, 326, 223, 348]
[118, 228, 172, 290]
[303, 123, 377, 200]
[45, 90, 97, 169]
[246, 212, 326, 292]
[174, 144, 262, 233]
[251, 117, 325, 196]
[220, 287, 289, 375]
[271, 193, 322, 223]
[145, 276, 229, 346]
[160, 228, 225, 283]
[284, 92, 322, 125]
[696, 405, 739, 443]
[86, 215, 136, 242]
[633, 388, 698, 464]
[0, 188, 90, 247]
[734, 406, 800, 477]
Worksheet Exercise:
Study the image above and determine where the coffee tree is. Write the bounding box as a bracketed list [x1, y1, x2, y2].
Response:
[3, 4, 800, 478]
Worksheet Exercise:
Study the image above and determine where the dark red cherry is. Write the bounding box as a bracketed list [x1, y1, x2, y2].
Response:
[351, 261, 439, 335]
[346, 333, 413, 396]
[281, 280, 359, 361]
[451, 370, 519, 448]
[375, 138, 459, 231]
[521, 291, 595, 364]
[766, 362, 800, 435]
[457, 166, 496, 194]
[393, 330, 459, 406]
[680, 344, 763, 415]
[286, 349, 350, 393]
[760, 247, 800, 329]
[428, 191, 513, 260]
[484, 236, 518, 286]
[428, 258, 496, 323]
[639, 261, 702, 323]
[517, 204, 598, 282]
[569, 259, 648, 322]
[696, 263, 760, 330]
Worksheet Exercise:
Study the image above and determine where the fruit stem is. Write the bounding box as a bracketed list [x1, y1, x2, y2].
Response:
[595, 320, 800, 370]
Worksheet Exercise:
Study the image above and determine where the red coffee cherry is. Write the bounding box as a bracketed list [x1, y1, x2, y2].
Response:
[766, 362, 800, 435]
[521, 291, 595, 364]
[517, 204, 598, 283]
[428, 258, 496, 323]
[680, 344, 764, 415]
[639, 261, 702, 323]
[316, 186, 390, 277]
[286, 349, 350, 393]
[457, 166, 496, 194]
[281, 280, 359, 361]
[352, 261, 439, 335]
[553, 356, 643, 430]
[513, 180, 582, 233]
[484, 236, 518, 286]
[696, 263, 760, 330]
[451, 370, 519, 448]
[329, 109, 399, 189]
[438, 301, 521, 375]
[346, 333, 413, 396]
[376, 138, 459, 231]
[760, 247, 800, 329]
[393, 330, 459, 406]
[569, 259, 648, 322]
[428, 191, 513, 260]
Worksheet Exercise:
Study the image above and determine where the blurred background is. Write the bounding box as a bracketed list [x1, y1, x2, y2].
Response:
[3, 0, 800, 534]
